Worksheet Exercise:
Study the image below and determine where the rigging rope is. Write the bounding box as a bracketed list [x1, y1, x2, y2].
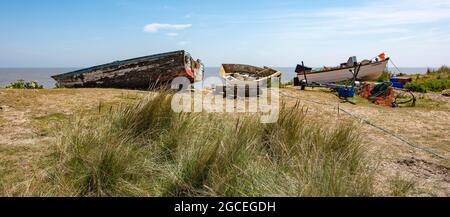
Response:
[280, 91, 450, 161]
[389, 59, 403, 75]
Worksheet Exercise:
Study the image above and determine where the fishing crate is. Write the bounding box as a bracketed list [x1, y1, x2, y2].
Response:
[338, 87, 355, 98]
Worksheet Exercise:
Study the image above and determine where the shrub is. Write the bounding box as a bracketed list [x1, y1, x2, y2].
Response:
[405, 66, 450, 93]
[405, 78, 450, 93]
[377, 71, 393, 82]
[5, 80, 43, 89]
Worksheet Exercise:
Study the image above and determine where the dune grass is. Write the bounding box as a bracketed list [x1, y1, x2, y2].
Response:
[389, 174, 416, 197]
[35, 92, 375, 196]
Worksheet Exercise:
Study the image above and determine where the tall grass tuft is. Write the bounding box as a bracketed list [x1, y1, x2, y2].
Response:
[40, 92, 375, 196]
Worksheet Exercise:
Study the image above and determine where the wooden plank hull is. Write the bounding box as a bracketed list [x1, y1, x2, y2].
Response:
[52, 50, 203, 89]
[219, 64, 282, 86]
[214, 64, 282, 97]
[298, 59, 388, 84]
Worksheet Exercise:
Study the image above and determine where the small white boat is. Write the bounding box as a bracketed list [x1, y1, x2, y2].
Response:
[296, 56, 389, 84]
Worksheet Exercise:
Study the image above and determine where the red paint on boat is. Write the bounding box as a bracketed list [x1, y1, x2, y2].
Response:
[184, 68, 194, 79]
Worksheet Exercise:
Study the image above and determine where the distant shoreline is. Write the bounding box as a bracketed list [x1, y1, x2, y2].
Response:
[0, 67, 438, 88]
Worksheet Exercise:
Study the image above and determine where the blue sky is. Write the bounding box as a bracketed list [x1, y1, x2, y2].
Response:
[0, 0, 449, 67]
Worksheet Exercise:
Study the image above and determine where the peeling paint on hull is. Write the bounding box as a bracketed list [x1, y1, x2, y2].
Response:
[51, 50, 204, 89]
[219, 64, 282, 86]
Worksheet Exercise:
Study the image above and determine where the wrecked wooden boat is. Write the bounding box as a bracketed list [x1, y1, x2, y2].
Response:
[215, 64, 282, 97]
[52, 50, 204, 89]
[219, 64, 282, 86]
[295, 55, 389, 84]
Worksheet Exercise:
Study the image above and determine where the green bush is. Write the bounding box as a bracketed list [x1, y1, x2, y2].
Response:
[377, 71, 393, 82]
[5, 80, 43, 89]
[405, 80, 450, 93]
[405, 66, 450, 93]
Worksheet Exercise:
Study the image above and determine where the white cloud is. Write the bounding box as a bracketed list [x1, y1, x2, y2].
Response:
[178, 41, 189, 46]
[264, 0, 450, 43]
[166, 32, 179, 37]
[311, 0, 450, 27]
[143, 23, 192, 33]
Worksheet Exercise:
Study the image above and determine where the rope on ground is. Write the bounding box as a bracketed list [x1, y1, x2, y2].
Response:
[280, 91, 450, 161]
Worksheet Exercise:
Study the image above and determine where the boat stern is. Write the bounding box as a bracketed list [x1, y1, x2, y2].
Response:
[184, 52, 204, 82]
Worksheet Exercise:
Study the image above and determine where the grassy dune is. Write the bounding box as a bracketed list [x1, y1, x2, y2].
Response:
[32, 92, 374, 196]
[2, 88, 448, 196]
[405, 66, 450, 93]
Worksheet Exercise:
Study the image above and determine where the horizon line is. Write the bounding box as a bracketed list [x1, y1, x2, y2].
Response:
[0, 66, 446, 69]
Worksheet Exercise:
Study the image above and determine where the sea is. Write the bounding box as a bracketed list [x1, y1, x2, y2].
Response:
[0, 67, 434, 88]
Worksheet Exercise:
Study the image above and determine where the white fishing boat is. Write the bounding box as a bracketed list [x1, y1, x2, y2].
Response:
[296, 55, 389, 84]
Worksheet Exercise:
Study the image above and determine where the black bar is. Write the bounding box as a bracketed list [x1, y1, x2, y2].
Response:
[0, 197, 447, 216]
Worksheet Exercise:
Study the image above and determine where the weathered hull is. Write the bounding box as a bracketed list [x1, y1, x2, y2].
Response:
[52, 50, 203, 89]
[214, 64, 282, 97]
[219, 64, 282, 86]
[299, 59, 388, 84]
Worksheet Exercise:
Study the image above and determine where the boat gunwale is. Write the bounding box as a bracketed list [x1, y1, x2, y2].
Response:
[220, 64, 282, 77]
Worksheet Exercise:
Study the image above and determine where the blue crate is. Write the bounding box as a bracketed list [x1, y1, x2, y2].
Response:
[392, 82, 405, 89]
[338, 87, 355, 98]
[390, 78, 399, 83]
